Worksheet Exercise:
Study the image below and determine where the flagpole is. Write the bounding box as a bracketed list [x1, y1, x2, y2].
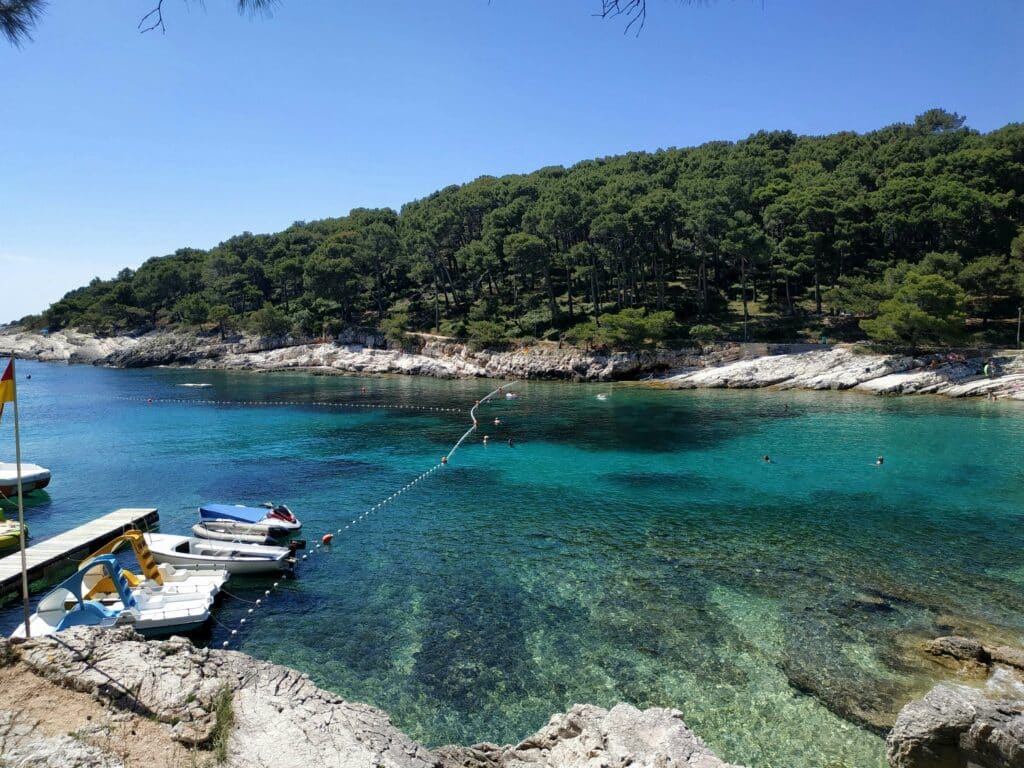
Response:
[10, 357, 30, 638]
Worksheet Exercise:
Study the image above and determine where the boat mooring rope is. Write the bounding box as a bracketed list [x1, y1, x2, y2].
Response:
[216, 381, 514, 649]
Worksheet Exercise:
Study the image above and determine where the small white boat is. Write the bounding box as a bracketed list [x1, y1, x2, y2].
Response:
[200, 503, 302, 533]
[10, 555, 213, 639]
[177, 383, 213, 388]
[596, 393, 609, 401]
[192, 521, 279, 546]
[0, 461, 50, 496]
[145, 533, 296, 574]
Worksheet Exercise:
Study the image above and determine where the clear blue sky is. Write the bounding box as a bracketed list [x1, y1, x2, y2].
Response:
[2, 0, 1021, 323]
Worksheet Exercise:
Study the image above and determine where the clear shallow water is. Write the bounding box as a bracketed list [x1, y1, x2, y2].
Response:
[2, 361, 1024, 767]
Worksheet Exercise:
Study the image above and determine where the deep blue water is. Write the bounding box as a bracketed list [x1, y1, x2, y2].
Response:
[2, 360, 1023, 768]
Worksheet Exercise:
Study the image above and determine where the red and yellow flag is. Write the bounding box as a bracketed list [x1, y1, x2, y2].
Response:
[0, 359, 14, 422]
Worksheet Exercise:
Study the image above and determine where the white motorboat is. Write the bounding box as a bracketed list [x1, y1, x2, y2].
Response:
[144, 533, 297, 574]
[192, 521, 279, 546]
[10, 555, 214, 639]
[0, 461, 50, 496]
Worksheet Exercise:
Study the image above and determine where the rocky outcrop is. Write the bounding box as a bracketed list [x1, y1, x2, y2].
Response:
[886, 684, 1024, 768]
[0, 328, 141, 365]
[667, 348, 1024, 400]
[922, 635, 1024, 677]
[1, 628, 739, 768]
[13, 627, 436, 767]
[0, 326, 730, 381]
[435, 704, 740, 768]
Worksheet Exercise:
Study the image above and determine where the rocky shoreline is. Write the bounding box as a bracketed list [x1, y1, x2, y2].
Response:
[2, 327, 1024, 399]
[0, 627, 740, 768]
[2, 627, 1022, 767]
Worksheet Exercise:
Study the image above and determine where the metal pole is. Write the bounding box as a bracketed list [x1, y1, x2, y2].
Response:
[10, 357, 30, 637]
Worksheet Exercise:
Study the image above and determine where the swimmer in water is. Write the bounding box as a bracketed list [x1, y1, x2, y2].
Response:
[875, 456, 884, 466]
[494, 418, 501, 426]
[508, 437, 514, 447]
[483, 435, 489, 444]
[762, 455, 772, 463]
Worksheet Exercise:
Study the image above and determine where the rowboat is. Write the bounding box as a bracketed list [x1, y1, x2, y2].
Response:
[10, 555, 214, 639]
[192, 520, 280, 546]
[199, 503, 302, 533]
[0, 461, 50, 496]
[144, 532, 297, 574]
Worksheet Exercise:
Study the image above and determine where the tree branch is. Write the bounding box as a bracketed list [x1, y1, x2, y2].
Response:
[138, 0, 165, 34]
[596, 0, 647, 35]
[138, 0, 279, 36]
[0, 0, 46, 47]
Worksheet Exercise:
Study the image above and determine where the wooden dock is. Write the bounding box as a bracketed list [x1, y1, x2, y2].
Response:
[0, 508, 159, 600]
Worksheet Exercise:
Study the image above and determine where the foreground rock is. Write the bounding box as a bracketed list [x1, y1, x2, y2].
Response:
[436, 704, 738, 768]
[1, 627, 740, 768]
[886, 684, 1024, 767]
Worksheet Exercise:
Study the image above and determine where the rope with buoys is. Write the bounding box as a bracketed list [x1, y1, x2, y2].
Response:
[112, 395, 462, 414]
[216, 381, 515, 649]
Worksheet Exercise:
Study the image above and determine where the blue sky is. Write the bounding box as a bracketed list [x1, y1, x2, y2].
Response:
[1, 0, 1021, 323]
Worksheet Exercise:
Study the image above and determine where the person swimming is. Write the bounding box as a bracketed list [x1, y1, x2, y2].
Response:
[762, 455, 772, 463]
[483, 435, 489, 444]
[494, 418, 501, 425]
[875, 456, 884, 466]
[508, 437, 514, 447]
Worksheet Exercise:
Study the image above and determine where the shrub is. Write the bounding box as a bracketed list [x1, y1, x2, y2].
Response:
[466, 320, 509, 350]
[688, 323, 725, 341]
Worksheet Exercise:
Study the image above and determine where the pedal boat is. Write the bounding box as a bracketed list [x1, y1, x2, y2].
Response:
[10, 555, 213, 639]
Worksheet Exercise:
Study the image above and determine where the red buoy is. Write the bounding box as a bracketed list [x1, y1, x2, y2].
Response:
[322, 533, 334, 545]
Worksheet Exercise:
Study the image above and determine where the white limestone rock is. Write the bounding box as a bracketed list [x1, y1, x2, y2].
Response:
[436, 703, 743, 768]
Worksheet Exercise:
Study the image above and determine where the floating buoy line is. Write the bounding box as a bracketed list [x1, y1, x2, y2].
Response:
[214, 381, 515, 650]
[110, 395, 463, 414]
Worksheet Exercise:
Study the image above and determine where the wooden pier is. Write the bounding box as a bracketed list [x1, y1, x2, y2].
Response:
[0, 508, 159, 599]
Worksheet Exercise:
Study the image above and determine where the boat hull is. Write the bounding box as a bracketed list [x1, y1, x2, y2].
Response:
[0, 466, 50, 497]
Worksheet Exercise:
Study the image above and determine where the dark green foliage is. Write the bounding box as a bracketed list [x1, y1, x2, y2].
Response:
[37, 112, 1024, 349]
[689, 323, 725, 341]
[248, 303, 290, 337]
[861, 273, 967, 346]
[466, 320, 510, 351]
[565, 309, 676, 350]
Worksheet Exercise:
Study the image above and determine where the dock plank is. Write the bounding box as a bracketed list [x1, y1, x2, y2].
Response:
[0, 508, 159, 598]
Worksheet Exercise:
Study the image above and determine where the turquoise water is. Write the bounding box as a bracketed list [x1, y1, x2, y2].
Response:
[3, 361, 1024, 767]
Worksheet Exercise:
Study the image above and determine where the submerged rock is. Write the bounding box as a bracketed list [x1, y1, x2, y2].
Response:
[886, 684, 1024, 768]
